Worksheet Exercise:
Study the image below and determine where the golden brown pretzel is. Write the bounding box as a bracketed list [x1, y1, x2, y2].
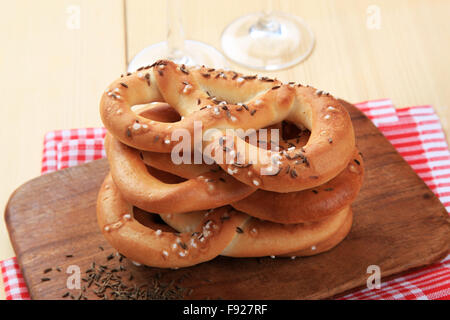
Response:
[232, 149, 364, 223]
[100, 60, 355, 192]
[160, 207, 352, 258]
[105, 134, 256, 214]
[140, 147, 363, 223]
[97, 174, 352, 267]
[135, 120, 362, 224]
[97, 174, 247, 268]
[139, 122, 307, 180]
[132, 101, 221, 178]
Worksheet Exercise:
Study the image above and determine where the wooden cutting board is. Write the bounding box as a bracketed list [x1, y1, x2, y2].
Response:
[4, 101, 450, 300]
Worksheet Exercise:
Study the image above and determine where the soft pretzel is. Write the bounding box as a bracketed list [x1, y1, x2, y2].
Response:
[136, 121, 362, 223]
[138, 122, 305, 178]
[105, 134, 256, 214]
[100, 60, 355, 192]
[132, 102, 221, 178]
[232, 149, 364, 223]
[160, 206, 352, 258]
[139, 146, 363, 223]
[98, 174, 246, 268]
[133, 208, 353, 258]
[97, 174, 352, 268]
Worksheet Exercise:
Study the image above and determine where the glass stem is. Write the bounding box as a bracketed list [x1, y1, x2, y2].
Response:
[166, 0, 185, 59]
[253, 0, 281, 34]
[263, 0, 274, 16]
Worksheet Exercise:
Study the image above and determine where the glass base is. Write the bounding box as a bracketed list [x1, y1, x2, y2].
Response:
[221, 12, 315, 71]
[128, 40, 228, 72]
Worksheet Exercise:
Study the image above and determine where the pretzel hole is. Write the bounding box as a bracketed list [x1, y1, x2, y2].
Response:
[145, 165, 188, 184]
[133, 102, 182, 123]
[239, 122, 311, 150]
[133, 207, 176, 232]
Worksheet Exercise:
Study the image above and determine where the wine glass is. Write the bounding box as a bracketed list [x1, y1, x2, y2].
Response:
[220, 0, 315, 71]
[128, 0, 228, 72]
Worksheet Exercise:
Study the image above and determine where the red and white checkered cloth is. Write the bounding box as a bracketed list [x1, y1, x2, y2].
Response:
[1, 100, 449, 300]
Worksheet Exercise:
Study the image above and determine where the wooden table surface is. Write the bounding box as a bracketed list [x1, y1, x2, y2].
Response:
[0, 0, 449, 299]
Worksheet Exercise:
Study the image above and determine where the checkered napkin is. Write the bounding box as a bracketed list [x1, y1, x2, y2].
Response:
[1, 100, 449, 300]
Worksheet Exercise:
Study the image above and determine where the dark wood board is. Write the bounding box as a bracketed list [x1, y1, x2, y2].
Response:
[4, 101, 450, 300]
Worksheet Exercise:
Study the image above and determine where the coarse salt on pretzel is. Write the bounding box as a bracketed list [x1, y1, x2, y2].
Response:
[97, 175, 353, 267]
[100, 60, 286, 153]
[133, 102, 221, 177]
[132, 114, 362, 224]
[208, 87, 356, 192]
[140, 121, 287, 180]
[140, 147, 363, 223]
[100, 60, 355, 192]
[105, 133, 256, 214]
[232, 149, 364, 223]
[97, 174, 248, 268]
[160, 206, 352, 258]
[129, 108, 363, 223]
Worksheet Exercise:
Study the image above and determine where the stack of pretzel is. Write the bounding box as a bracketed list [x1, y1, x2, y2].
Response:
[97, 60, 364, 268]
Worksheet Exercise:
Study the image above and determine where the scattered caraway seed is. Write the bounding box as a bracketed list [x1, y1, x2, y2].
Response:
[236, 227, 244, 234]
[179, 242, 188, 250]
[41, 278, 51, 282]
[60, 251, 190, 300]
[66, 254, 73, 258]
[290, 169, 298, 178]
[43, 268, 52, 274]
[180, 64, 189, 74]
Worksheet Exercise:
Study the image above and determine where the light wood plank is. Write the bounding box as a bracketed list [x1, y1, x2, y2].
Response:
[0, 0, 126, 299]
